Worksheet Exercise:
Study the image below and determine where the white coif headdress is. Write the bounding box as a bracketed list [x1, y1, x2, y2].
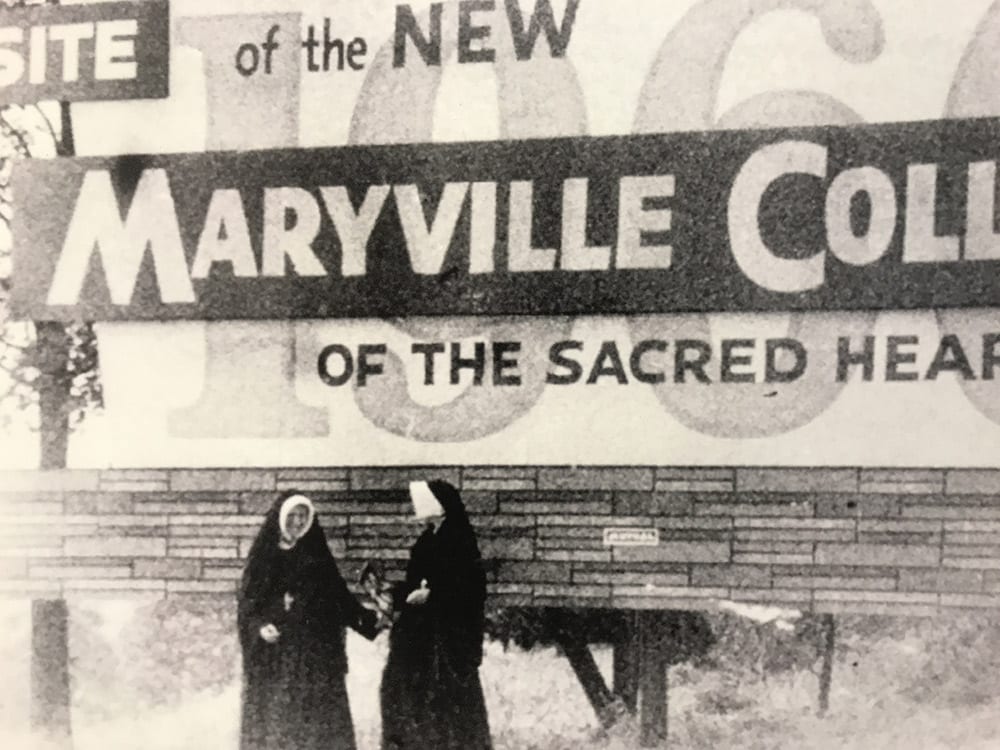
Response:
[409, 481, 444, 520]
[279, 494, 316, 548]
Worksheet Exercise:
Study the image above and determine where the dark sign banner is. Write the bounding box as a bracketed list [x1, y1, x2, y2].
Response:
[11, 116, 1000, 321]
[0, 0, 169, 104]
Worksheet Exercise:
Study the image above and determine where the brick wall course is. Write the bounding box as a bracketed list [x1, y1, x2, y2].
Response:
[463, 479, 535, 492]
[733, 552, 813, 565]
[902, 506, 1000, 520]
[0, 466, 998, 615]
[0, 559, 27, 577]
[500, 499, 612, 515]
[728, 588, 811, 606]
[0, 502, 64, 515]
[899, 568, 983, 592]
[815, 543, 939, 567]
[860, 469, 944, 484]
[816, 494, 899, 518]
[350, 468, 461, 491]
[171, 470, 276, 492]
[655, 480, 732, 493]
[945, 470, 1000, 494]
[774, 575, 896, 591]
[134, 559, 202, 579]
[655, 468, 735, 482]
[614, 492, 693, 515]
[737, 469, 858, 493]
[859, 482, 942, 495]
[697, 503, 814, 517]
[572, 571, 688, 586]
[463, 467, 538, 481]
[538, 468, 653, 491]
[690, 565, 771, 588]
[0, 470, 99, 492]
[64, 536, 166, 558]
[733, 541, 812, 555]
[537, 550, 611, 563]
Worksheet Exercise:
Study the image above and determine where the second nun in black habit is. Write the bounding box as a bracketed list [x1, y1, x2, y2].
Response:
[380, 479, 493, 750]
[238, 491, 379, 750]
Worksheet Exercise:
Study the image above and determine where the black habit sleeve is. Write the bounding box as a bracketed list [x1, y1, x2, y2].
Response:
[328, 556, 379, 640]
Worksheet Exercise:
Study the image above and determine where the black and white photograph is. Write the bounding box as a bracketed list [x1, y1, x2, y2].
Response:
[2, 0, 1000, 747]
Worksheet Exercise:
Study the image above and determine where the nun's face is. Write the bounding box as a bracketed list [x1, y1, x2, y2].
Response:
[284, 506, 310, 540]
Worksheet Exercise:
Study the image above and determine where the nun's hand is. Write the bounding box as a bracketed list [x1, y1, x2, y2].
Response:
[375, 610, 393, 631]
[259, 623, 280, 644]
[406, 579, 431, 606]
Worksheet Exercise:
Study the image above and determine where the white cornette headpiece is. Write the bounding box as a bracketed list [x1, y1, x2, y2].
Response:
[279, 494, 316, 547]
[409, 481, 445, 520]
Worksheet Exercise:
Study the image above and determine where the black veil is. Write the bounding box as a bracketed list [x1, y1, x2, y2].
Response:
[426, 479, 482, 564]
[238, 490, 335, 651]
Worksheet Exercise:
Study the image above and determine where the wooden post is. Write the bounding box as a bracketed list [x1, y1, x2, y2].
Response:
[31, 319, 73, 748]
[638, 611, 668, 747]
[561, 639, 618, 727]
[553, 620, 618, 728]
[612, 610, 639, 713]
[817, 614, 836, 716]
[30, 599, 73, 748]
[27, 94, 77, 750]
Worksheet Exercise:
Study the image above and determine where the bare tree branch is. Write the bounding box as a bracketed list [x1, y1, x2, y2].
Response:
[0, 13, 101, 442]
[32, 104, 59, 147]
[0, 110, 33, 158]
[0, 380, 18, 404]
[0, 337, 28, 353]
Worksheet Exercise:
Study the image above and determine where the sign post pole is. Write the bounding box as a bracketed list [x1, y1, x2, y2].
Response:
[28, 98, 77, 749]
[817, 614, 837, 716]
[612, 611, 640, 714]
[638, 611, 669, 747]
[30, 599, 72, 748]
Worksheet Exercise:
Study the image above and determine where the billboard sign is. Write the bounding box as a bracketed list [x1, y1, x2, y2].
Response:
[0, 0, 169, 104]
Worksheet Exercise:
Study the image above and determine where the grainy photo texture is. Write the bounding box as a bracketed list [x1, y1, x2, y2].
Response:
[2, 1, 1000, 748]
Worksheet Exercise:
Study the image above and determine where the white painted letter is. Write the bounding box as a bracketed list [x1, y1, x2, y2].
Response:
[615, 175, 673, 269]
[191, 189, 258, 278]
[394, 182, 468, 275]
[94, 19, 137, 80]
[262, 187, 326, 277]
[825, 166, 896, 267]
[728, 140, 826, 292]
[903, 163, 959, 263]
[470, 181, 497, 274]
[320, 185, 390, 277]
[561, 177, 610, 271]
[0, 28, 25, 87]
[508, 180, 555, 272]
[49, 23, 95, 83]
[48, 169, 194, 305]
[965, 161, 1000, 261]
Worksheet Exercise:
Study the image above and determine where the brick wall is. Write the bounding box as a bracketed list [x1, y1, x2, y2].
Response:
[2, 466, 1000, 616]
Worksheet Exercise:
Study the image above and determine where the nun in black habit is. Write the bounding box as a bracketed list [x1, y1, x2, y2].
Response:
[238, 491, 379, 750]
[380, 479, 493, 750]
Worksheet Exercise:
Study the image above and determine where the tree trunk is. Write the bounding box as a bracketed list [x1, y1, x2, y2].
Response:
[31, 322, 74, 747]
[30, 98, 77, 748]
[30, 600, 72, 748]
[36, 101, 76, 471]
[34, 321, 71, 469]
